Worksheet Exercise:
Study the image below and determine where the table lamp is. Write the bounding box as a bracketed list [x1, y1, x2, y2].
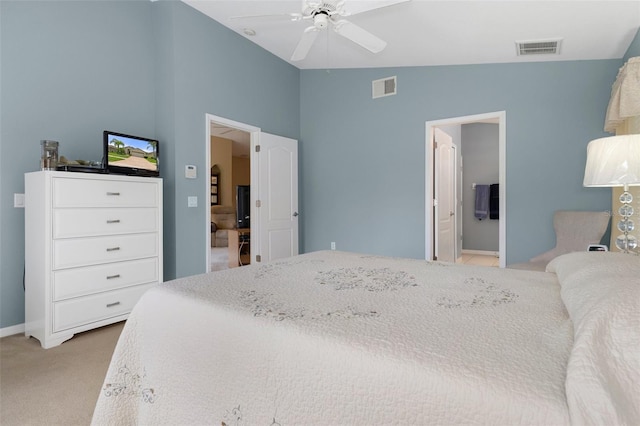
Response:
[584, 134, 640, 253]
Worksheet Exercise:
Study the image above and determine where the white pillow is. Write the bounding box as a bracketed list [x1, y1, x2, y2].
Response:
[547, 252, 640, 424]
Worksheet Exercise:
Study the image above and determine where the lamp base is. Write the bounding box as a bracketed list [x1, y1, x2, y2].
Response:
[614, 188, 639, 254]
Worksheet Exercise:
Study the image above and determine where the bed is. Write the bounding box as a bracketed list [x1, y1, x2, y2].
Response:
[92, 250, 639, 425]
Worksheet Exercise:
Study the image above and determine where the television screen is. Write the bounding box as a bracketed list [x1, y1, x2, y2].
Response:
[236, 185, 250, 229]
[104, 130, 159, 177]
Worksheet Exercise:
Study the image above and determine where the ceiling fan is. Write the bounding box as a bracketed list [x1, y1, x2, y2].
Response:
[231, 0, 408, 62]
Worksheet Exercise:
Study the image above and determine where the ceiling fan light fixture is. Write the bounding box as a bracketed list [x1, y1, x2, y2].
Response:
[234, 0, 395, 62]
[313, 12, 329, 29]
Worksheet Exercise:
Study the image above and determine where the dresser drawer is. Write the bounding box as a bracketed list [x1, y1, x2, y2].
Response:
[53, 283, 155, 332]
[53, 233, 158, 270]
[53, 208, 158, 239]
[53, 258, 159, 301]
[53, 177, 159, 208]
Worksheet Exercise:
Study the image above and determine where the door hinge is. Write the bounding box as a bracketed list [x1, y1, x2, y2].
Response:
[256, 200, 261, 207]
[256, 255, 261, 262]
[433, 199, 438, 206]
[255, 145, 260, 152]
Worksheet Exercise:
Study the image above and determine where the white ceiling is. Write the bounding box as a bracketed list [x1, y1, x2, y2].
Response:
[183, 0, 640, 70]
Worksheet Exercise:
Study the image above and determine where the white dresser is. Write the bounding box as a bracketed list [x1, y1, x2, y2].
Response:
[25, 171, 163, 348]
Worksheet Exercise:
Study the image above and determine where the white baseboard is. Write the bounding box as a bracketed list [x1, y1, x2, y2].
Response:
[462, 249, 499, 257]
[1, 323, 25, 338]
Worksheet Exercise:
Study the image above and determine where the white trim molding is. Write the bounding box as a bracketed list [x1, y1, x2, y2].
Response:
[1, 323, 25, 338]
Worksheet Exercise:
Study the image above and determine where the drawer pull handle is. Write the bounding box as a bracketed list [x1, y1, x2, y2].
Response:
[106, 192, 121, 196]
[106, 302, 121, 308]
[106, 274, 121, 280]
[106, 247, 121, 252]
[106, 219, 121, 224]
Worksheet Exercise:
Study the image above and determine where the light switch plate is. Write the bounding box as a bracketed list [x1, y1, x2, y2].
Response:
[14, 193, 25, 208]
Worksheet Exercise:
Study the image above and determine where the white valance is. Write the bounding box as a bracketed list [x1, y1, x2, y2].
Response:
[605, 56, 640, 133]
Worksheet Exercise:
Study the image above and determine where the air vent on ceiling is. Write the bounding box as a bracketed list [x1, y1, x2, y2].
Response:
[372, 76, 397, 99]
[516, 39, 562, 56]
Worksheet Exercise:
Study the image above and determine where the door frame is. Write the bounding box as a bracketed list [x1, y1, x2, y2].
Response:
[425, 111, 506, 268]
[205, 113, 260, 272]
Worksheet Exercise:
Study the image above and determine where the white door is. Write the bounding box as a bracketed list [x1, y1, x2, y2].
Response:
[434, 128, 456, 262]
[255, 132, 299, 262]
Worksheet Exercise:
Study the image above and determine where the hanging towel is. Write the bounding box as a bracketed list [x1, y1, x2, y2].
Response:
[490, 184, 499, 220]
[474, 185, 490, 220]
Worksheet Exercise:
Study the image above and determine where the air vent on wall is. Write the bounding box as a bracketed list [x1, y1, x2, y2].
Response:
[372, 76, 397, 99]
[516, 39, 562, 56]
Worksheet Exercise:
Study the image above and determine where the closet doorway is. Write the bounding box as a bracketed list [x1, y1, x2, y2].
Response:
[425, 111, 506, 268]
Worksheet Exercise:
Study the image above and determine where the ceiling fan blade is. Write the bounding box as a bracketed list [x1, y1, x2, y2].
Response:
[230, 13, 303, 22]
[332, 20, 387, 53]
[342, 0, 410, 17]
[291, 27, 320, 61]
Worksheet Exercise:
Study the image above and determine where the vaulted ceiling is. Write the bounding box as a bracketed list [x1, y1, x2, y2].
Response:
[183, 0, 640, 70]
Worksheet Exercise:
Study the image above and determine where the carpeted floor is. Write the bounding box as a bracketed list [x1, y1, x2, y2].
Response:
[2, 252, 226, 425]
[0, 322, 124, 425]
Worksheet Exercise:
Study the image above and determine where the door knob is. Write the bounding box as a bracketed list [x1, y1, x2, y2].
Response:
[292, 212, 299, 217]
[450, 211, 455, 216]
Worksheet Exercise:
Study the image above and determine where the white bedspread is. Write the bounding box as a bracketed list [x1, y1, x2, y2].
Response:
[93, 250, 577, 425]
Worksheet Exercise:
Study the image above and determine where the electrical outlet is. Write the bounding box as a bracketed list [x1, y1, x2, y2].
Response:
[331, 242, 336, 250]
[187, 196, 198, 207]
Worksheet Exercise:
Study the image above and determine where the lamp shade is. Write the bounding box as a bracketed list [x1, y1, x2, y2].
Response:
[583, 134, 640, 187]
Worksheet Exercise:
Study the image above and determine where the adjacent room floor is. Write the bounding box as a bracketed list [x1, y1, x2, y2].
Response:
[457, 253, 500, 267]
[210, 246, 229, 272]
[213, 248, 500, 270]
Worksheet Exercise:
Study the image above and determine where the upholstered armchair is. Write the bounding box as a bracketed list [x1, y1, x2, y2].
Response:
[509, 210, 611, 271]
[211, 206, 237, 247]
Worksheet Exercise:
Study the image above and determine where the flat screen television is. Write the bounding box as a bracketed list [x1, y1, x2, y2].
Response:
[103, 130, 159, 177]
[236, 185, 250, 229]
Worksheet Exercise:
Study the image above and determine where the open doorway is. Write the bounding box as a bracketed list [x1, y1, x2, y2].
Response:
[425, 111, 506, 268]
[204, 114, 300, 272]
[205, 114, 259, 272]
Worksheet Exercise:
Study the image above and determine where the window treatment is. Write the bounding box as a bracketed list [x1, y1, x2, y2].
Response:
[604, 56, 640, 133]
[604, 56, 640, 253]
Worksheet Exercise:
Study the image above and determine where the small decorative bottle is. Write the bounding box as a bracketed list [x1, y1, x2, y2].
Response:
[40, 140, 59, 170]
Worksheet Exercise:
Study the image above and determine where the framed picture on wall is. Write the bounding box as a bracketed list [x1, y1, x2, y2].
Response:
[211, 164, 220, 206]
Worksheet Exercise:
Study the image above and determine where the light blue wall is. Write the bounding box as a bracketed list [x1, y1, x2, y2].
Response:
[624, 28, 640, 61]
[0, 1, 299, 329]
[0, 0, 156, 329]
[152, 2, 178, 280]
[299, 61, 620, 263]
[158, 2, 299, 279]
